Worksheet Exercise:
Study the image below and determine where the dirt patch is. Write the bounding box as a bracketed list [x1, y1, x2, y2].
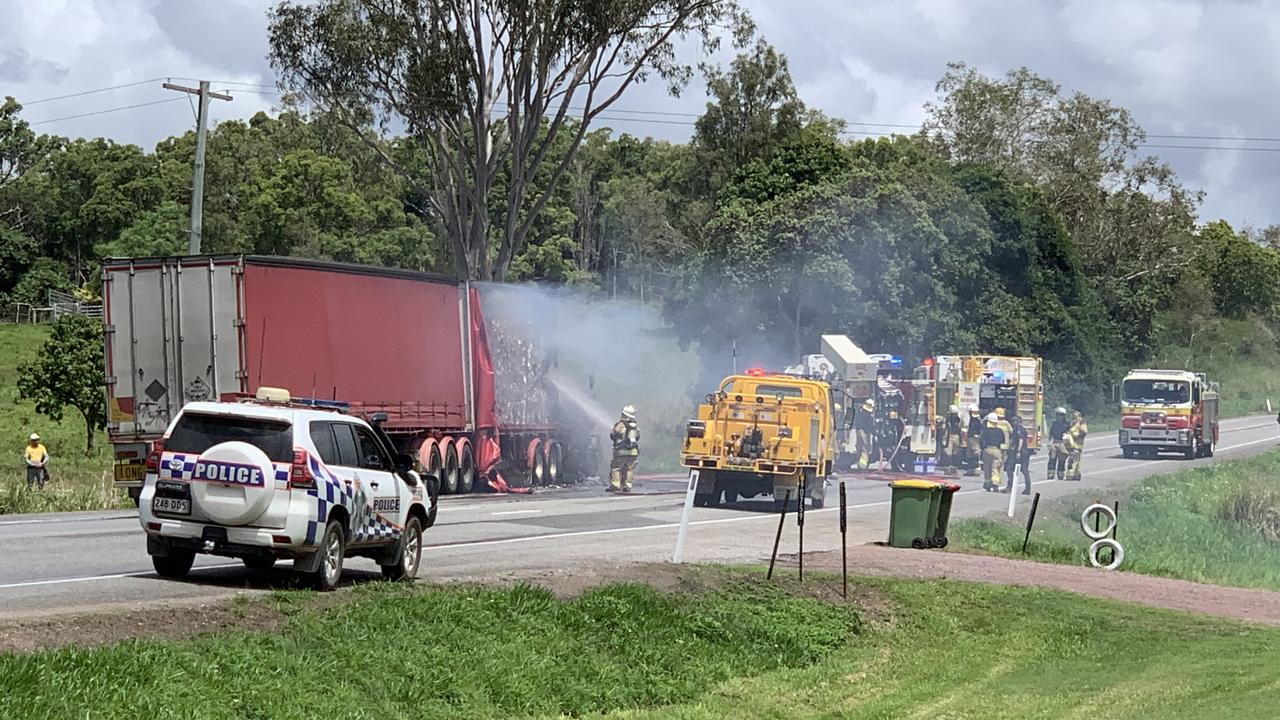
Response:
[0, 594, 288, 654]
[799, 544, 1280, 627]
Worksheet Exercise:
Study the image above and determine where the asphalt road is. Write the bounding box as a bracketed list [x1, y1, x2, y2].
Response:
[1, 415, 1276, 618]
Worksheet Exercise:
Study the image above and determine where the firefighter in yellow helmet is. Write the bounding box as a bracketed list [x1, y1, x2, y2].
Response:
[1065, 410, 1088, 481]
[852, 398, 876, 470]
[608, 405, 639, 493]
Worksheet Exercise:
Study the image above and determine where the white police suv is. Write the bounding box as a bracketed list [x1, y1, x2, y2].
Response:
[139, 389, 436, 590]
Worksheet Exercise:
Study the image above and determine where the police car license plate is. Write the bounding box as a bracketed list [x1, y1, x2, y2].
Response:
[152, 496, 190, 515]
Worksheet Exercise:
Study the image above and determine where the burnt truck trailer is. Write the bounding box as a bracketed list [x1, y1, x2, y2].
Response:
[103, 255, 592, 502]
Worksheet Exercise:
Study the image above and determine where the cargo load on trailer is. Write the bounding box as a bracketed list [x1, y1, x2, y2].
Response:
[103, 255, 591, 503]
[680, 370, 834, 511]
[1118, 369, 1218, 459]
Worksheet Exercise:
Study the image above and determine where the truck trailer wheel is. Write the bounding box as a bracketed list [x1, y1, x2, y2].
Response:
[443, 442, 461, 494]
[457, 443, 475, 494]
[545, 442, 563, 485]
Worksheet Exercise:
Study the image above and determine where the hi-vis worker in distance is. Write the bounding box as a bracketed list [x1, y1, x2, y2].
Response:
[853, 399, 876, 470]
[609, 405, 640, 493]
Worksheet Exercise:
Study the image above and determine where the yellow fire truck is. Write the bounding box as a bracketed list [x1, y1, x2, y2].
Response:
[680, 370, 835, 511]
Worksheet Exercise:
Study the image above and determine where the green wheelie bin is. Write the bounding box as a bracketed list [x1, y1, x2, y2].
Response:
[887, 479, 942, 549]
[932, 482, 961, 548]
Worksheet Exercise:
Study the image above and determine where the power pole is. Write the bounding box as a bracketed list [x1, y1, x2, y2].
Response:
[164, 81, 232, 254]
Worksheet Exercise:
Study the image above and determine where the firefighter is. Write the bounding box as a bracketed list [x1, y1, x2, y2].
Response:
[1003, 414, 1032, 495]
[980, 412, 1007, 491]
[853, 399, 876, 470]
[1047, 407, 1070, 481]
[881, 406, 908, 472]
[1065, 410, 1088, 481]
[943, 405, 963, 475]
[994, 406, 1012, 443]
[965, 404, 983, 476]
[608, 405, 640, 493]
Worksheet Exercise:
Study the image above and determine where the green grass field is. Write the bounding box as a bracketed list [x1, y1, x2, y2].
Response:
[3, 570, 1280, 718]
[952, 450, 1280, 591]
[0, 323, 124, 514]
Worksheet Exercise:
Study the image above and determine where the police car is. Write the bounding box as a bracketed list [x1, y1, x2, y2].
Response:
[139, 388, 436, 590]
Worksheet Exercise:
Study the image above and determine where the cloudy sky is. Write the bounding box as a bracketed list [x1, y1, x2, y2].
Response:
[4, 0, 1279, 226]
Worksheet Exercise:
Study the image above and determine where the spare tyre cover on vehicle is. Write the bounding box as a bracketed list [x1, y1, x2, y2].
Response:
[186, 441, 277, 526]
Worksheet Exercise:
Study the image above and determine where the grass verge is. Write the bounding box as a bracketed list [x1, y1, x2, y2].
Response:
[5, 569, 1280, 718]
[0, 323, 123, 514]
[951, 449, 1280, 591]
[0, 574, 857, 719]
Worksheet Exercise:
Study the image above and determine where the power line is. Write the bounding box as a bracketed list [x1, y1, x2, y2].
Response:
[22, 78, 167, 106]
[25, 80, 1280, 155]
[28, 97, 188, 126]
[1140, 142, 1280, 153]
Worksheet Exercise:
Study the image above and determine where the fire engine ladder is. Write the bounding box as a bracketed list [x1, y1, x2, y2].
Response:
[1014, 359, 1041, 443]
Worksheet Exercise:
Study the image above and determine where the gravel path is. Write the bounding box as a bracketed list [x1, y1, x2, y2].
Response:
[801, 545, 1280, 626]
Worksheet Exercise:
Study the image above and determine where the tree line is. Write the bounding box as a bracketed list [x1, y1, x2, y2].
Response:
[2, 0, 1277, 415]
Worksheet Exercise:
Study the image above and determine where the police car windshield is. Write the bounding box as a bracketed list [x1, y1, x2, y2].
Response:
[167, 413, 294, 462]
[1122, 380, 1189, 405]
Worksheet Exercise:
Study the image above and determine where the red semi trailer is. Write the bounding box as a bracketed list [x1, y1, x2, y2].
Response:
[103, 255, 591, 503]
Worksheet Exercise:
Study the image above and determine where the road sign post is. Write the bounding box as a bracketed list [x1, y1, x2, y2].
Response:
[672, 470, 699, 564]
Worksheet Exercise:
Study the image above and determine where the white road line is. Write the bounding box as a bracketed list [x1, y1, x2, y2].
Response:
[491, 509, 543, 516]
[0, 514, 135, 527]
[0, 563, 240, 590]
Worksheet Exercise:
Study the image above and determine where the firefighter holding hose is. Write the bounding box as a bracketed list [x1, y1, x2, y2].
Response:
[608, 405, 640, 493]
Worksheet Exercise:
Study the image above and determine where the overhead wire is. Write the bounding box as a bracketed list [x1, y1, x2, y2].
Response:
[19, 78, 1280, 154]
[21, 78, 168, 106]
[28, 97, 189, 126]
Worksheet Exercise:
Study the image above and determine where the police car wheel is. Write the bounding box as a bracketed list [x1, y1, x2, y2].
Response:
[382, 516, 423, 581]
[152, 549, 195, 579]
[310, 521, 346, 591]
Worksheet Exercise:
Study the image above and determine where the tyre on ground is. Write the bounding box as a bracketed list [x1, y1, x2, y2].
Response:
[308, 520, 346, 591]
[152, 549, 196, 578]
[382, 516, 423, 581]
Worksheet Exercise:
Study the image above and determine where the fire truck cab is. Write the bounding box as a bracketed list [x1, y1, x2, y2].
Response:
[1118, 369, 1218, 459]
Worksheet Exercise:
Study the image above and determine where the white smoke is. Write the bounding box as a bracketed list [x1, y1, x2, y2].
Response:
[477, 282, 703, 472]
